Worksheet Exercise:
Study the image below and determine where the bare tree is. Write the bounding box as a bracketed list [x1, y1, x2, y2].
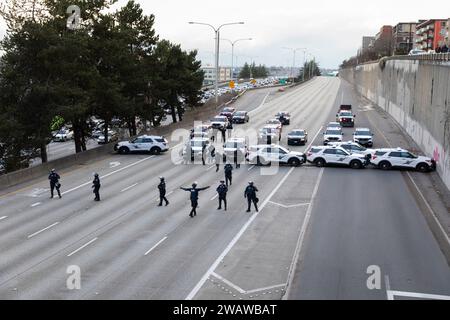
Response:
[0, 0, 48, 30]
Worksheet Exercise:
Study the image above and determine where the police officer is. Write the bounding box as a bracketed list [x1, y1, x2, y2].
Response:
[92, 173, 101, 201]
[227, 120, 233, 138]
[48, 169, 62, 199]
[224, 163, 233, 187]
[234, 149, 245, 169]
[216, 180, 228, 211]
[214, 150, 222, 172]
[184, 142, 193, 164]
[220, 126, 227, 143]
[244, 181, 259, 213]
[180, 182, 210, 218]
[158, 177, 169, 206]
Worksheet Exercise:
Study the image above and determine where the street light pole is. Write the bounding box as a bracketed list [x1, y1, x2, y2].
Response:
[283, 47, 306, 81]
[221, 38, 253, 81]
[189, 21, 244, 104]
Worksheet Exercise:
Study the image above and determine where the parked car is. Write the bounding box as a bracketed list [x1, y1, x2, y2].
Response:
[287, 129, 308, 146]
[275, 112, 291, 125]
[409, 49, 427, 56]
[97, 130, 119, 144]
[114, 135, 169, 155]
[370, 148, 436, 172]
[232, 111, 250, 124]
[220, 107, 236, 121]
[53, 129, 74, 142]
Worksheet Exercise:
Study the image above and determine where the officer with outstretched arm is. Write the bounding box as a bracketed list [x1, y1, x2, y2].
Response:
[180, 182, 210, 218]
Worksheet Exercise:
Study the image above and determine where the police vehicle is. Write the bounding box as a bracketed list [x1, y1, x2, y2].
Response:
[353, 128, 374, 147]
[327, 141, 375, 157]
[211, 116, 229, 129]
[114, 135, 169, 155]
[247, 144, 306, 167]
[323, 127, 344, 145]
[259, 126, 281, 143]
[307, 145, 368, 169]
[182, 138, 215, 159]
[370, 148, 436, 172]
[223, 138, 248, 159]
[336, 110, 355, 127]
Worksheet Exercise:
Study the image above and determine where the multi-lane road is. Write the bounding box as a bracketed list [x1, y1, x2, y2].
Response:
[0, 77, 449, 300]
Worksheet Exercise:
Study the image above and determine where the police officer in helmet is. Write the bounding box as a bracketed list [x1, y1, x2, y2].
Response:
[158, 177, 169, 206]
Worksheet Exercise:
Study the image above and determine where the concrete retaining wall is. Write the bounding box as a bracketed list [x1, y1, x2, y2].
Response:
[340, 59, 450, 190]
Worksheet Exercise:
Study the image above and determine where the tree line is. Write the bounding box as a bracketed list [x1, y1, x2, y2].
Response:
[297, 60, 321, 81]
[0, 0, 204, 172]
[238, 62, 268, 79]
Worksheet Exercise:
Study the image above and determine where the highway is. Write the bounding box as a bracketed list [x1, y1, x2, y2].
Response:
[0, 77, 449, 300]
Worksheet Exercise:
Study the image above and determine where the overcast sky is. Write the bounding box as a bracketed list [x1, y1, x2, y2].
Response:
[0, 0, 448, 68]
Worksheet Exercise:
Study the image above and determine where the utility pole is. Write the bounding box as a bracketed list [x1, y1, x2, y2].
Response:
[189, 21, 244, 104]
[283, 47, 306, 81]
[221, 38, 253, 81]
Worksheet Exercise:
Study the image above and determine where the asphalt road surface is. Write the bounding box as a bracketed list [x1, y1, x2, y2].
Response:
[0, 77, 449, 300]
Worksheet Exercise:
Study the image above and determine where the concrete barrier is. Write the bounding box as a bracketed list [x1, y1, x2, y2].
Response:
[340, 59, 450, 190]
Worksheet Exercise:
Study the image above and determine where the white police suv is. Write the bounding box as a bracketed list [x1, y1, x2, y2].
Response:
[114, 135, 169, 155]
[327, 141, 375, 157]
[323, 127, 344, 145]
[370, 148, 436, 172]
[307, 145, 368, 169]
[353, 128, 374, 147]
[247, 144, 306, 167]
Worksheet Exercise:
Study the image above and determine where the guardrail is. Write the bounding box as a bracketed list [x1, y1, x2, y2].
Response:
[382, 53, 450, 62]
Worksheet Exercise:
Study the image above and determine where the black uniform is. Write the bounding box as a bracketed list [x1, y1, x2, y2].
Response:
[214, 151, 222, 172]
[224, 164, 233, 186]
[244, 184, 259, 212]
[158, 180, 169, 206]
[48, 172, 61, 199]
[92, 176, 101, 201]
[180, 185, 210, 217]
[234, 149, 245, 169]
[227, 122, 233, 138]
[184, 144, 193, 164]
[216, 184, 228, 211]
[220, 127, 226, 142]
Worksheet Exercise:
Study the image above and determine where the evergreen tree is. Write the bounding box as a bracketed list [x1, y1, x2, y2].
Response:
[238, 62, 251, 79]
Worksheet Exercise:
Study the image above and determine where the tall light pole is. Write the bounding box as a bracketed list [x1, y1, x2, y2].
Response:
[283, 47, 306, 81]
[189, 21, 244, 104]
[221, 38, 253, 81]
